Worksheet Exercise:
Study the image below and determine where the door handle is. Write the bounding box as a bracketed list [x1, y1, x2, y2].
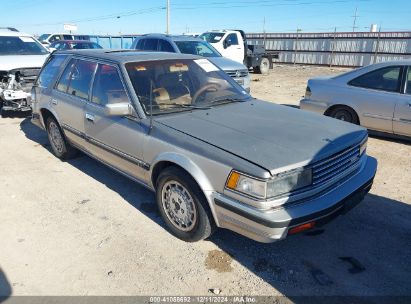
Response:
[50, 98, 58, 105]
[85, 113, 95, 122]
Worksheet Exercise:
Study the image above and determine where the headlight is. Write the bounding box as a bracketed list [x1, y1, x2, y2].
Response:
[360, 137, 367, 155]
[226, 169, 312, 199]
[267, 169, 312, 198]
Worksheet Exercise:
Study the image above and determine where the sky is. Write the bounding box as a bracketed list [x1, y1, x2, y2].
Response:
[2, 0, 411, 36]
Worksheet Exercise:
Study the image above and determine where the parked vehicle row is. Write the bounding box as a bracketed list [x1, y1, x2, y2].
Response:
[31, 49, 377, 243]
[49, 40, 103, 52]
[38, 33, 91, 46]
[131, 34, 251, 92]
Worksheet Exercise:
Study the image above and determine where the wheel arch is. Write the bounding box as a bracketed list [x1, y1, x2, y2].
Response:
[39, 106, 60, 129]
[324, 103, 361, 124]
[149, 152, 220, 226]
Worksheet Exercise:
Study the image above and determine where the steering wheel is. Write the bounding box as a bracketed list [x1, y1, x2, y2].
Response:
[192, 83, 221, 104]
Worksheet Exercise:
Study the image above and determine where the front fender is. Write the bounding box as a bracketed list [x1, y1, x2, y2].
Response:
[150, 152, 215, 192]
[149, 152, 221, 226]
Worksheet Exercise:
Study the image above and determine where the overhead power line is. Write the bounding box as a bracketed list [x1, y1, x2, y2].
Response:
[19, 6, 166, 27]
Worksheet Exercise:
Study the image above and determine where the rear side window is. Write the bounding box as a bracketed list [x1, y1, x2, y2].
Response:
[136, 39, 145, 50]
[158, 40, 174, 52]
[349, 66, 401, 92]
[56, 59, 97, 99]
[56, 59, 76, 92]
[143, 39, 159, 51]
[68, 60, 97, 99]
[37, 55, 67, 88]
[91, 64, 128, 106]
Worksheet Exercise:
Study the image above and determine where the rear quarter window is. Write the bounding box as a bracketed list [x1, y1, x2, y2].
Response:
[37, 55, 68, 88]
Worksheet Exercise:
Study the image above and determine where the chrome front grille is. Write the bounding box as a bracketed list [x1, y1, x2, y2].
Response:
[225, 69, 249, 78]
[311, 144, 361, 186]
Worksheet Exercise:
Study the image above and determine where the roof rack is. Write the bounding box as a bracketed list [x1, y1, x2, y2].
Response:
[0, 27, 19, 32]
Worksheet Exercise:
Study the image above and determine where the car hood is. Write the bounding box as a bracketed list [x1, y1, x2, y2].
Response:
[0, 54, 49, 71]
[155, 100, 366, 175]
[208, 56, 247, 72]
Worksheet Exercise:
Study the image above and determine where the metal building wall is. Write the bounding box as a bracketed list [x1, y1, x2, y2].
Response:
[247, 32, 411, 67]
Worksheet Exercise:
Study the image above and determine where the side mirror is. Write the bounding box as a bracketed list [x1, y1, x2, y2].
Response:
[105, 102, 133, 116]
[223, 40, 231, 49]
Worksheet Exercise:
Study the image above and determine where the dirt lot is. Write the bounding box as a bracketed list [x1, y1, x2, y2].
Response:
[0, 65, 410, 299]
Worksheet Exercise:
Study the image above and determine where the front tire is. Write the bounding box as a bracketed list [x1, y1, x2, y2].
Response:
[46, 116, 77, 160]
[156, 166, 215, 242]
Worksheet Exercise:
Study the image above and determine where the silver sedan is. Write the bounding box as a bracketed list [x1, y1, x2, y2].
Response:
[300, 60, 411, 138]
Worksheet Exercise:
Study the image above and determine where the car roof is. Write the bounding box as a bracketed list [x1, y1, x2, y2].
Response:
[51, 40, 96, 44]
[140, 34, 203, 42]
[55, 49, 202, 63]
[0, 29, 35, 37]
[369, 59, 411, 66]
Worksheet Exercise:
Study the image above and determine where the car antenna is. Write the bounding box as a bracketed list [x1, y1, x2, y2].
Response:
[149, 80, 154, 134]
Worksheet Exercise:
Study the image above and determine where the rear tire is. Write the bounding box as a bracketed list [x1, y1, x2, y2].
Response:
[46, 116, 77, 160]
[156, 166, 216, 242]
[328, 106, 359, 124]
[255, 57, 270, 75]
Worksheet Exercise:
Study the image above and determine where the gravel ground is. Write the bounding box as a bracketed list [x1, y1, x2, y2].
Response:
[0, 65, 410, 299]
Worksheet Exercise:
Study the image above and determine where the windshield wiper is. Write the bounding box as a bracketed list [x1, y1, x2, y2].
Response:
[208, 96, 249, 104]
[153, 103, 212, 110]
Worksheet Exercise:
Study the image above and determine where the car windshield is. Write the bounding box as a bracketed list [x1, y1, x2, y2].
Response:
[199, 32, 225, 44]
[0, 36, 49, 55]
[126, 59, 250, 115]
[175, 40, 221, 57]
[38, 34, 50, 41]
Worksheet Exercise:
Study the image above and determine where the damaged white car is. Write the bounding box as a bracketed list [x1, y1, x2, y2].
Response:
[0, 28, 49, 114]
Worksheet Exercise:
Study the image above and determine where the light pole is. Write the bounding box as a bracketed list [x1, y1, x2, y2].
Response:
[166, 0, 170, 34]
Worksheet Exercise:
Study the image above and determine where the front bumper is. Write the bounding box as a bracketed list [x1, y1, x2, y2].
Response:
[211, 156, 377, 243]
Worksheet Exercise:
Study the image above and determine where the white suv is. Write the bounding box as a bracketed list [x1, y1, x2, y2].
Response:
[0, 28, 49, 115]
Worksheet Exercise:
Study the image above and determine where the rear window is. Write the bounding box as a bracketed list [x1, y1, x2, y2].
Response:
[37, 55, 67, 88]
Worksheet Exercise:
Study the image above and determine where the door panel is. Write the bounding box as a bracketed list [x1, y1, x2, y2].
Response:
[84, 63, 148, 182]
[393, 96, 411, 136]
[84, 103, 148, 182]
[394, 67, 411, 136]
[347, 66, 402, 133]
[51, 90, 87, 148]
[351, 87, 396, 133]
[50, 58, 97, 149]
[223, 33, 243, 63]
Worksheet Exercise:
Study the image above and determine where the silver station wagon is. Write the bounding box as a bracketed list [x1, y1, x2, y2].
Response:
[31, 50, 377, 243]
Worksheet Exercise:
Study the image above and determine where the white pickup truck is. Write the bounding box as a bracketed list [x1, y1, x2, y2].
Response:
[199, 30, 278, 74]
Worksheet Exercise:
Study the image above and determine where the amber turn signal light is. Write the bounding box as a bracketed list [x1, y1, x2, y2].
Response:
[226, 171, 240, 189]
